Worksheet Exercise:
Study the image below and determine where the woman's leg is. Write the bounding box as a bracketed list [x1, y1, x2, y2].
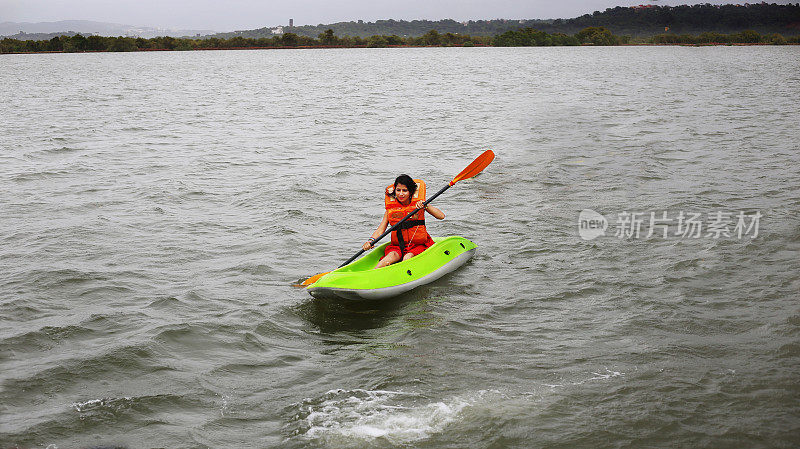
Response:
[400, 241, 431, 262]
[376, 251, 401, 268]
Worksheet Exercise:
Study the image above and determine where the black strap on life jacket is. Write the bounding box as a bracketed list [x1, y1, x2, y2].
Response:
[394, 219, 425, 251]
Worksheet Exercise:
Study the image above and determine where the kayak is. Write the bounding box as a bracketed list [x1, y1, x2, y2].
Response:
[307, 236, 477, 300]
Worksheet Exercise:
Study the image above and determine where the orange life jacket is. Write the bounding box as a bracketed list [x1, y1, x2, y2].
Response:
[385, 179, 430, 249]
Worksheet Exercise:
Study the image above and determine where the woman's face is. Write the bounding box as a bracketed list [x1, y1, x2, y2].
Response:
[394, 183, 411, 203]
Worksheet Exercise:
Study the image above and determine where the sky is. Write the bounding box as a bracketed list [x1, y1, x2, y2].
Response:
[1, 0, 794, 31]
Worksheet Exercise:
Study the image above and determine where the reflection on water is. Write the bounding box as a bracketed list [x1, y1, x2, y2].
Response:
[295, 295, 410, 333]
[296, 288, 445, 328]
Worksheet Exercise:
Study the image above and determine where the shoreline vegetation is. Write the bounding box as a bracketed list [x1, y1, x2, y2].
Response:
[2, 27, 799, 54]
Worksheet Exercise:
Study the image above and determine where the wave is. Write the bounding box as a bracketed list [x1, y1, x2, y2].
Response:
[287, 388, 494, 446]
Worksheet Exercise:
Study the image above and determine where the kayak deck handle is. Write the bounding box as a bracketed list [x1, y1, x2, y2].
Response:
[444, 250, 450, 255]
[407, 270, 412, 276]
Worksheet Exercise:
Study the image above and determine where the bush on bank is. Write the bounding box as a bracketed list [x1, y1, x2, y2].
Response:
[649, 29, 799, 44]
[1, 27, 796, 53]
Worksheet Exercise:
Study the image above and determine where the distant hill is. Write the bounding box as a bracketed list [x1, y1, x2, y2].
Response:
[207, 3, 800, 39]
[539, 3, 800, 37]
[209, 18, 554, 39]
[2, 31, 83, 41]
[0, 20, 215, 38]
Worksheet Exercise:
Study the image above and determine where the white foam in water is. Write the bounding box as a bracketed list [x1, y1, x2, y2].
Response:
[540, 368, 626, 388]
[298, 389, 484, 444]
[72, 398, 104, 411]
[71, 396, 132, 412]
[589, 369, 624, 381]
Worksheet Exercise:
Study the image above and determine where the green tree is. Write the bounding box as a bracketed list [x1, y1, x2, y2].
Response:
[552, 33, 579, 46]
[735, 30, 762, 43]
[199, 37, 221, 48]
[575, 27, 618, 45]
[109, 37, 137, 52]
[86, 35, 106, 51]
[1, 38, 19, 53]
[318, 28, 337, 45]
[442, 32, 458, 46]
[698, 32, 727, 43]
[70, 34, 88, 51]
[25, 40, 41, 52]
[366, 35, 388, 47]
[227, 36, 249, 47]
[62, 38, 76, 52]
[175, 39, 195, 50]
[650, 33, 678, 44]
[48, 36, 62, 51]
[254, 37, 275, 47]
[162, 36, 177, 49]
[766, 33, 786, 44]
[297, 35, 317, 46]
[280, 32, 299, 46]
[420, 29, 441, 45]
[384, 35, 404, 45]
[493, 28, 572, 46]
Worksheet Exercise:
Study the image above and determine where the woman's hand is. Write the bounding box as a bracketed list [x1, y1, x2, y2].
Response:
[362, 239, 374, 251]
[416, 201, 427, 210]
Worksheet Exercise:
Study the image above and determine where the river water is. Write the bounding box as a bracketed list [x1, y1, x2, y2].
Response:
[1, 46, 799, 448]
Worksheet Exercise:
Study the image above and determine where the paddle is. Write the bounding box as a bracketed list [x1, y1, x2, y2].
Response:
[299, 150, 495, 286]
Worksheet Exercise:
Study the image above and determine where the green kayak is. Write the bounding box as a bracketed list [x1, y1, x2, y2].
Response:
[307, 236, 477, 300]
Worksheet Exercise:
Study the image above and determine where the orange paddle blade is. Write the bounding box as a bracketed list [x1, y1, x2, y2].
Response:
[297, 271, 330, 286]
[451, 150, 495, 184]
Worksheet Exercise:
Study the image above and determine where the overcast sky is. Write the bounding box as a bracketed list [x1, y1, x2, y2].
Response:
[1, 1, 793, 31]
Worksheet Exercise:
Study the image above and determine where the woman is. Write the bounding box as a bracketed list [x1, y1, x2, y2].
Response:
[362, 174, 445, 268]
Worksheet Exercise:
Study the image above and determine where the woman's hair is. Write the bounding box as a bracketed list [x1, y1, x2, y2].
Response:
[393, 174, 417, 198]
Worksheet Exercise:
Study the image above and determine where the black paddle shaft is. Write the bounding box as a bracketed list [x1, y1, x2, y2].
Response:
[338, 183, 452, 267]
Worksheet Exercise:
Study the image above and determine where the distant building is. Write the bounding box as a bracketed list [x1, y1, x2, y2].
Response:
[271, 26, 284, 35]
[289, 19, 293, 27]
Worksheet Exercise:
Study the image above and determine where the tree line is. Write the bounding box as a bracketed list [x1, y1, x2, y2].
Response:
[493, 27, 799, 46]
[545, 3, 800, 37]
[1, 27, 797, 54]
[0, 30, 491, 53]
[649, 30, 796, 45]
[493, 27, 629, 46]
[206, 4, 800, 39]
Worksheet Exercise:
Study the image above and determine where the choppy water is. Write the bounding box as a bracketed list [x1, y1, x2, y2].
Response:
[1, 46, 799, 448]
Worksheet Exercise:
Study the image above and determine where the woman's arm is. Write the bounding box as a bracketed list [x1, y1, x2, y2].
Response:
[417, 201, 445, 220]
[363, 210, 390, 250]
